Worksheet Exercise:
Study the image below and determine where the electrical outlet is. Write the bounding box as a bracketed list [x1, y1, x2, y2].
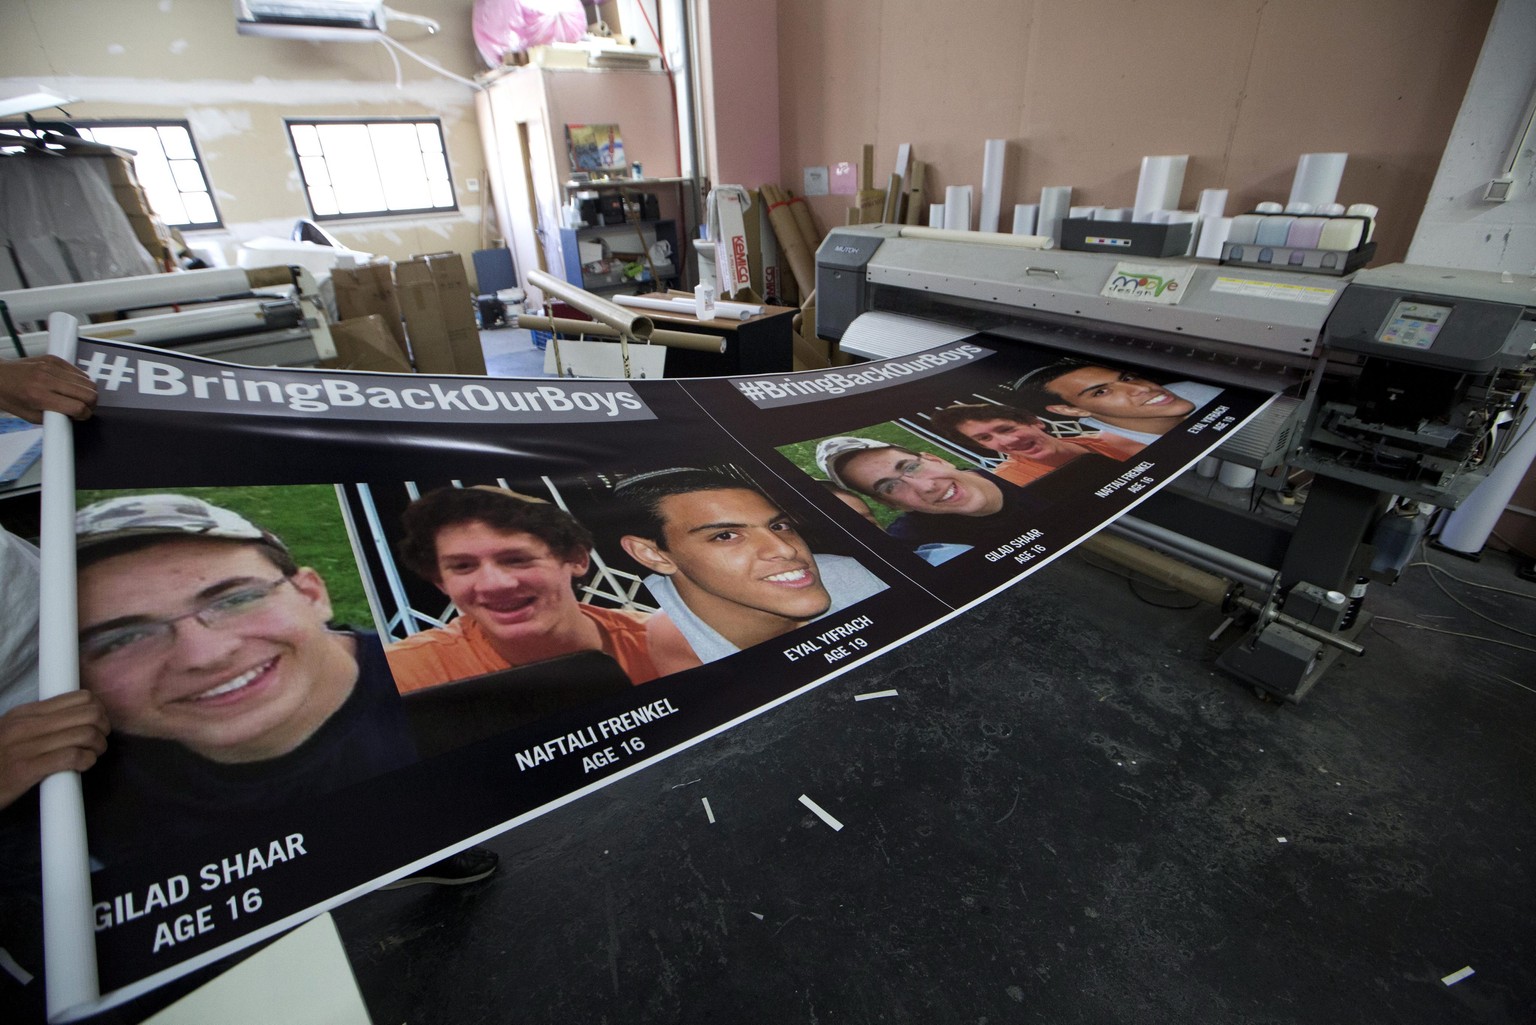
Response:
[466, 178, 480, 193]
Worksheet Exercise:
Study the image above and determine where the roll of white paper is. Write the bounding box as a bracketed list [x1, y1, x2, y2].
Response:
[978, 139, 1007, 233]
[1133, 154, 1188, 220]
[1436, 408, 1536, 554]
[1284, 201, 1315, 215]
[1144, 210, 1172, 224]
[838, 310, 975, 361]
[1289, 152, 1348, 210]
[1195, 216, 1232, 259]
[1218, 461, 1257, 489]
[1196, 456, 1220, 478]
[1039, 186, 1073, 245]
[1197, 189, 1229, 217]
[944, 185, 973, 232]
[1012, 204, 1039, 235]
[1255, 201, 1284, 214]
[1070, 206, 1101, 219]
[1093, 208, 1132, 221]
[929, 204, 946, 229]
[612, 293, 753, 322]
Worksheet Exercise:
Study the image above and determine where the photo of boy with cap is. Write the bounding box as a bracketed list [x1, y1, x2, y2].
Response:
[613, 468, 887, 674]
[815, 435, 1036, 564]
[385, 486, 661, 692]
[72, 492, 418, 857]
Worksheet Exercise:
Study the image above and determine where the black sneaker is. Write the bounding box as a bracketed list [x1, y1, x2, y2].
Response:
[380, 847, 499, 890]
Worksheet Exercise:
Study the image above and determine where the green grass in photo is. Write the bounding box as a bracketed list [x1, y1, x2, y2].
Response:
[74, 484, 374, 629]
[776, 421, 972, 530]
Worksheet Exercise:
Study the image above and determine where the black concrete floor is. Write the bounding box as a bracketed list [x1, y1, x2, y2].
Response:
[322, 540, 1535, 1025]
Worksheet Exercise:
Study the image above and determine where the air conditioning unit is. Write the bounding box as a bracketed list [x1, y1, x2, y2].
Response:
[235, 0, 386, 41]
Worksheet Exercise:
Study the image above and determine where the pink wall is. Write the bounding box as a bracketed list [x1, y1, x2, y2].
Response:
[768, 0, 1495, 265]
[703, 0, 782, 188]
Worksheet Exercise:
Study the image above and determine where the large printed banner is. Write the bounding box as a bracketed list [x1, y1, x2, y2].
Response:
[52, 333, 1273, 1015]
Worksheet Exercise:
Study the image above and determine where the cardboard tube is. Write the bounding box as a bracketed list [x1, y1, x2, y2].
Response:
[514, 315, 725, 353]
[244, 265, 298, 289]
[904, 161, 926, 226]
[763, 185, 816, 297]
[526, 269, 653, 340]
[790, 192, 822, 247]
[897, 225, 1054, 250]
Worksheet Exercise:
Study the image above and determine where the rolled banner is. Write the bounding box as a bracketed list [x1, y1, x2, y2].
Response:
[929, 204, 946, 229]
[897, 225, 1053, 250]
[527, 269, 654, 340]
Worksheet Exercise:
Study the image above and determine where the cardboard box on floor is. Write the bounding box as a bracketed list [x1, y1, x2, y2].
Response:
[396, 252, 487, 375]
[321, 314, 414, 373]
[332, 264, 408, 362]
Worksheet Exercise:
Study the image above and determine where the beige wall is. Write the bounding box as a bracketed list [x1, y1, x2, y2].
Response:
[1, 0, 490, 280]
[774, 0, 1495, 265]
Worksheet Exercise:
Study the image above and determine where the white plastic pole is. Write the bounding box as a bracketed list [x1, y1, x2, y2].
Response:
[37, 313, 100, 1020]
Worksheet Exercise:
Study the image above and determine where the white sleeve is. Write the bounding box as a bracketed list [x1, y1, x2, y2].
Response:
[0, 526, 42, 715]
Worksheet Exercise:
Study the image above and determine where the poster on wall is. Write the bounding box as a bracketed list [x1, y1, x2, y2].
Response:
[38, 334, 1273, 1017]
[564, 123, 626, 174]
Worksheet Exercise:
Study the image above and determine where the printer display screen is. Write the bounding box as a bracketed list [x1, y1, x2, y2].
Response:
[1376, 299, 1452, 350]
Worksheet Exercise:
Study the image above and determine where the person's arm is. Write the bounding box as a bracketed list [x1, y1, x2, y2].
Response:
[0, 692, 110, 810]
[0, 355, 98, 423]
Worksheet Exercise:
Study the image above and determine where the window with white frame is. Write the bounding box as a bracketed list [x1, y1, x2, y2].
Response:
[0, 120, 221, 229]
[286, 118, 456, 221]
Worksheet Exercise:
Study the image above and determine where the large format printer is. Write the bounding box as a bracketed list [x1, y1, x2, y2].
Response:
[816, 225, 1536, 701]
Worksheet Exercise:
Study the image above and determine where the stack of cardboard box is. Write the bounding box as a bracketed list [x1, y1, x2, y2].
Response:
[325, 252, 486, 376]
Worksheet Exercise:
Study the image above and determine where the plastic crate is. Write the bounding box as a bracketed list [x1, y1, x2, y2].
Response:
[530, 330, 551, 350]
